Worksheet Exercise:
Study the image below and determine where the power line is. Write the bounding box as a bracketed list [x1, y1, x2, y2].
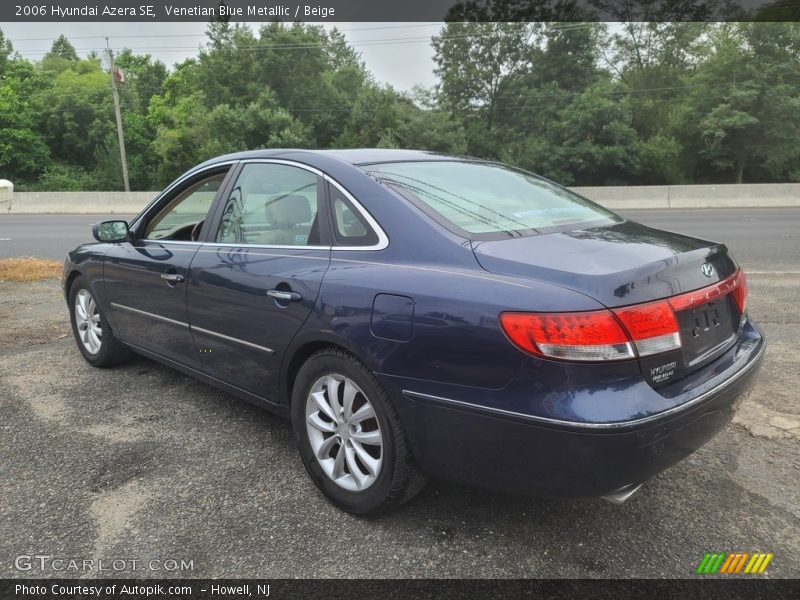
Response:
[12, 32, 521, 55]
[8, 23, 599, 56]
[6, 23, 446, 42]
[6, 22, 597, 44]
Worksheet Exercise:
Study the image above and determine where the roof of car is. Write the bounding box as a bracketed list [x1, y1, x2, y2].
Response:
[199, 148, 474, 169]
[314, 149, 463, 165]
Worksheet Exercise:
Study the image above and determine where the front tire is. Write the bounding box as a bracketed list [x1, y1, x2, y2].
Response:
[291, 349, 426, 515]
[68, 275, 129, 367]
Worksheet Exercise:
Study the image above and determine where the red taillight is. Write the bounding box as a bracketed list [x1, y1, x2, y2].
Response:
[732, 270, 747, 314]
[667, 270, 744, 312]
[613, 300, 682, 357]
[614, 300, 677, 339]
[499, 269, 747, 362]
[499, 310, 635, 362]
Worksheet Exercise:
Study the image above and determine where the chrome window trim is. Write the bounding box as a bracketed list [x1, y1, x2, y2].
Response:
[120, 242, 330, 259]
[241, 158, 326, 177]
[132, 158, 389, 252]
[215, 158, 389, 252]
[194, 248, 329, 260]
[131, 160, 239, 230]
[133, 240, 202, 246]
[209, 242, 331, 251]
[323, 174, 390, 251]
[191, 326, 275, 355]
[402, 339, 765, 430]
[110, 303, 189, 328]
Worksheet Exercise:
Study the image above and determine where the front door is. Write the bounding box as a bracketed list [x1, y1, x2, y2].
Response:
[187, 161, 331, 400]
[103, 170, 229, 368]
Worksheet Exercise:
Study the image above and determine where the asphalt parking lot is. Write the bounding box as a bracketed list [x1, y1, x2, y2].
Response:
[1, 212, 799, 579]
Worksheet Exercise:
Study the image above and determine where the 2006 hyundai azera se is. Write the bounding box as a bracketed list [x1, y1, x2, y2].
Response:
[64, 149, 765, 514]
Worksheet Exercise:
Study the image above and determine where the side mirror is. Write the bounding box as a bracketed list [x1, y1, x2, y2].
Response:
[92, 220, 129, 243]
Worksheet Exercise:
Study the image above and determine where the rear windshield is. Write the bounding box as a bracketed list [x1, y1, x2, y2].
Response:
[366, 161, 620, 238]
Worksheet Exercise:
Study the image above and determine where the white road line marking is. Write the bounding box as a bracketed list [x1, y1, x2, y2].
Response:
[0, 238, 12, 241]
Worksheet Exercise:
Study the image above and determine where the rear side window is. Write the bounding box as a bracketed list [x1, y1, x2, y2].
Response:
[366, 161, 620, 238]
[328, 183, 378, 247]
[215, 163, 322, 246]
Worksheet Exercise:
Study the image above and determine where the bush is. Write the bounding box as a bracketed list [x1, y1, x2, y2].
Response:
[24, 163, 98, 191]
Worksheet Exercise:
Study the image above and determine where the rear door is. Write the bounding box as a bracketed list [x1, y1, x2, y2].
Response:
[103, 167, 232, 368]
[187, 160, 331, 401]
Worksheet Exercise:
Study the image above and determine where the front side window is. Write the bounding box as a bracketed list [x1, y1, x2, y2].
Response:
[144, 173, 226, 240]
[366, 161, 620, 238]
[216, 163, 321, 246]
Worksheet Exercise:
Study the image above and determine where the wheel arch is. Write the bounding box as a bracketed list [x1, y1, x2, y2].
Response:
[281, 335, 380, 407]
[64, 266, 120, 337]
[64, 268, 83, 300]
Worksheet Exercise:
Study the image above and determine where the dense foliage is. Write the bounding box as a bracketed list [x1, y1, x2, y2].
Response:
[1, 21, 799, 191]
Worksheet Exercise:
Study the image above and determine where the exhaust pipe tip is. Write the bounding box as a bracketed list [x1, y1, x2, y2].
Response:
[601, 483, 643, 505]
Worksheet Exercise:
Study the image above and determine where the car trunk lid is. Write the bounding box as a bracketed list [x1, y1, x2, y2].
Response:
[473, 220, 744, 385]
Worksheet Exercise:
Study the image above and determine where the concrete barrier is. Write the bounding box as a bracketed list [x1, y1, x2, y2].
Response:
[6, 191, 157, 214]
[665, 183, 800, 209]
[572, 186, 671, 210]
[4, 184, 800, 214]
[573, 183, 800, 209]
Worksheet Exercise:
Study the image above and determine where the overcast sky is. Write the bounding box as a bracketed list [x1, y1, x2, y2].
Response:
[1, 22, 443, 93]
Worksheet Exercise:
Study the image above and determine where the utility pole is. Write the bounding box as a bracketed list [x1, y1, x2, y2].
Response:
[106, 38, 130, 192]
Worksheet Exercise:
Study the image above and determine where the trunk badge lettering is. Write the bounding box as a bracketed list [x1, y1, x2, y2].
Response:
[701, 263, 715, 278]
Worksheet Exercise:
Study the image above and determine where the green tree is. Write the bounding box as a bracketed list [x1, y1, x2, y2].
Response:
[149, 89, 309, 184]
[0, 80, 51, 183]
[502, 82, 648, 185]
[41, 34, 80, 74]
[47, 34, 79, 61]
[683, 23, 800, 183]
[33, 58, 115, 172]
[0, 29, 13, 76]
[433, 21, 541, 140]
[600, 22, 708, 182]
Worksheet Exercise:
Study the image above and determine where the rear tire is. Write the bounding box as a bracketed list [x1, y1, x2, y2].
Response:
[68, 275, 129, 367]
[291, 349, 427, 515]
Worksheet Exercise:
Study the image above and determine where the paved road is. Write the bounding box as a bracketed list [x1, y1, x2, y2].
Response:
[0, 209, 798, 273]
[0, 214, 136, 261]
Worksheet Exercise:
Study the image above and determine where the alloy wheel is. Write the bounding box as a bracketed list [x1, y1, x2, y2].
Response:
[74, 289, 102, 354]
[305, 373, 384, 492]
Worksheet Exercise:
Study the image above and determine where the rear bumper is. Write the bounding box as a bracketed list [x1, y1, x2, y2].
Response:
[379, 321, 765, 497]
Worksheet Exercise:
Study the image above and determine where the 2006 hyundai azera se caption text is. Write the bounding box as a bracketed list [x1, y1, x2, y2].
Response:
[63, 149, 765, 515]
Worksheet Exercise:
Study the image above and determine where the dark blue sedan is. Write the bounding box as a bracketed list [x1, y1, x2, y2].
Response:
[63, 149, 765, 514]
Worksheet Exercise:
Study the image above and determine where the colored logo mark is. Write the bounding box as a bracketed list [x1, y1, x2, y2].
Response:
[696, 552, 774, 574]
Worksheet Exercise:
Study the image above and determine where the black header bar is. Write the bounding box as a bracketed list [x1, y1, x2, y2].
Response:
[2, 0, 792, 23]
[2, 578, 799, 600]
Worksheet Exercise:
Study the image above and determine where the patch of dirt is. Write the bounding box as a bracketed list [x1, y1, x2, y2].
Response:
[0, 280, 69, 349]
[90, 479, 152, 554]
[734, 399, 800, 440]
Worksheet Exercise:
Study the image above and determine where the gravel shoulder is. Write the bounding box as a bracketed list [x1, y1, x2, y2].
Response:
[1, 275, 798, 578]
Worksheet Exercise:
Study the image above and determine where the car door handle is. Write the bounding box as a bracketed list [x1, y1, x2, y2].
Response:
[160, 273, 185, 283]
[267, 289, 302, 302]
